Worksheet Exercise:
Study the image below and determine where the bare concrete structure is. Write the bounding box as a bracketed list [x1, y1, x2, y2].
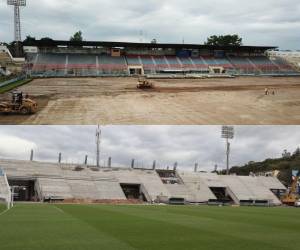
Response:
[0, 159, 286, 205]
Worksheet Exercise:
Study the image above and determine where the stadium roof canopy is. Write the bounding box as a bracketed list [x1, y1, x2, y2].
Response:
[23, 39, 277, 52]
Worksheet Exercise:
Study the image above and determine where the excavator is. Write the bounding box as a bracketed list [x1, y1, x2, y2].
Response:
[281, 173, 300, 206]
[0, 91, 38, 115]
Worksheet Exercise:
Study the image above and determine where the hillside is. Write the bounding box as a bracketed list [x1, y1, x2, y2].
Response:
[229, 148, 300, 186]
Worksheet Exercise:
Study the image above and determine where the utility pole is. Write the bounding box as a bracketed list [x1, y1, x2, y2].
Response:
[96, 125, 101, 168]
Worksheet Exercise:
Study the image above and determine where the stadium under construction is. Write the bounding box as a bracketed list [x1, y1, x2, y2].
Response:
[0, 158, 286, 206]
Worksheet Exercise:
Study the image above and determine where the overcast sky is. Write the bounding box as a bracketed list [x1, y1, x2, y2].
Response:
[0, 0, 300, 49]
[0, 126, 299, 171]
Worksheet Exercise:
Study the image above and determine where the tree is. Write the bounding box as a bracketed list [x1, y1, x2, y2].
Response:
[282, 149, 291, 158]
[293, 147, 300, 157]
[23, 35, 36, 44]
[205, 34, 243, 46]
[151, 38, 157, 44]
[40, 37, 53, 42]
[70, 31, 83, 42]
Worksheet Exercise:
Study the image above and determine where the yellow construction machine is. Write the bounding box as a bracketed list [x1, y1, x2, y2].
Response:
[137, 77, 154, 89]
[0, 91, 38, 115]
[281, 174, 299, 206]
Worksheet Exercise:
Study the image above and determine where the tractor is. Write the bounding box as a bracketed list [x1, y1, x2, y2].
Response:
[0, 91, 38, 115]
[137, 78, 154, 89]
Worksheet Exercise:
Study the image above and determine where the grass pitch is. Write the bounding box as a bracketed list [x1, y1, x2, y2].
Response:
[0, 203, 5, 213]
[0, 204, 299, 250]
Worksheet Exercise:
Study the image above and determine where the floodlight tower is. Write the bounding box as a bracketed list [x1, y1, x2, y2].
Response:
[221, 126, 234, 175]
[95, 125, 101, 168]
[7, 0, 26, 42]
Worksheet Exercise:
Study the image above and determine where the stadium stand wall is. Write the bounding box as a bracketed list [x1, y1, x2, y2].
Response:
[0, 159, 286, 205]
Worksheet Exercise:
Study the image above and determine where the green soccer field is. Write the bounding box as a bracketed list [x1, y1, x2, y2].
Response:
[0, 204, 299, 250]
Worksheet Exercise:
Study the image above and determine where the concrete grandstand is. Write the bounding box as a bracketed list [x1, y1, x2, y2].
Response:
[0, 159, 286, 206]
[21, 40, 300, 77]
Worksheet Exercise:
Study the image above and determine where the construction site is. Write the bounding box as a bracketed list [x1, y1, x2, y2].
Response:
[0, 158, 287, 206]
[0, 76, 300, 124]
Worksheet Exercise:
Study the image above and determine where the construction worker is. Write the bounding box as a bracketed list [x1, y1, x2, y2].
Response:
[17, 92, 23, 105]
[264, 88, 269, 95]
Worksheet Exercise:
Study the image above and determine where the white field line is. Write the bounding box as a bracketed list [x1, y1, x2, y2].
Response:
[0, 208, 11, 217]
[53, 205, 65, 214]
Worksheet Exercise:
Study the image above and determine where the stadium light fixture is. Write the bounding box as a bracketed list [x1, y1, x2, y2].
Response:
[221, 126, 234, 175]
[7, 0, 26, 42]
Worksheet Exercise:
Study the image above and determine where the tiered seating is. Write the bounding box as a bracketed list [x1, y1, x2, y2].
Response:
[271, 57, 297, 74]
[153, 56, 169, 70]
[68, 54, 96, 68]
[27, 52, 299, 77]
[139, 55, 156, 71]
[67, 54, 97, 76]
[178, 172, 217, 202]
[113, 169, 170, 202]
[177, 57, 194, 69]
[166, 56, 182, 69]
[212, 58, 234, 69]
[98, 55, 127, 75]
[227, 56, 257, 74]
[164, 184, 193, 201]
[126, 55, 141, 65]
[248, 56, 279, 73]
[190, 57, 209, 70]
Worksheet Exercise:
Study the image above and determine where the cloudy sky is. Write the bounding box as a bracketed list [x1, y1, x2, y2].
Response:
[0, 0, 300, 49]
[0, 126, 299, 171]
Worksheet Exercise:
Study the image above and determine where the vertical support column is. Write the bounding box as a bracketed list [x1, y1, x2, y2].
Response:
[108, 157, 112, 168]
[131, 159, 135, 169]
[30, 149, 34, 161]
[152, 160, 156, 170]
[84, 155, 88, 165]
[96, 55, 99, 76]
[173, 162, 178, 171]
[58, 152, 62, 164]
[65, 54, 69, 76]
[194, 163, 198, 172]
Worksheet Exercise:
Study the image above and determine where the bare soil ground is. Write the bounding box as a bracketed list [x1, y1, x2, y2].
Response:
[0, 76, 300, 125]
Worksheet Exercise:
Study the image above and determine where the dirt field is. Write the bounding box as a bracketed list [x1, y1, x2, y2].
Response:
[0, 76, 300, 125]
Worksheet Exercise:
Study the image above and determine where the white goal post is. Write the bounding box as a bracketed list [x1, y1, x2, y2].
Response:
[0, 170, 12, 210]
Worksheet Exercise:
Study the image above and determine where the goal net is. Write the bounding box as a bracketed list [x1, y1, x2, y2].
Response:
[0, 169, 12, 210]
